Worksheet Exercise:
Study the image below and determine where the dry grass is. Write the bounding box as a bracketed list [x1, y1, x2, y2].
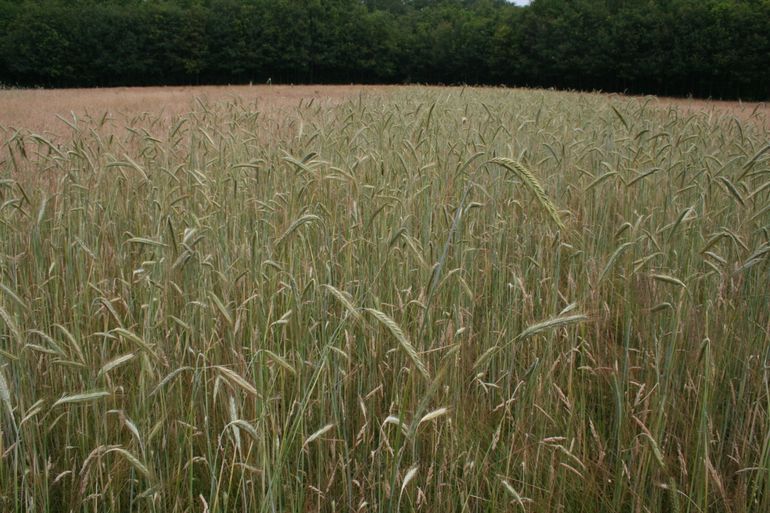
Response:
[0, 84, 392, 136]
[2, 85, 767, 137]
[632, 94, 769, 126]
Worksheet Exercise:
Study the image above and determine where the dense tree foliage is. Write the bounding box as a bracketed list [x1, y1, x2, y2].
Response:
[0, 0, 768, 99]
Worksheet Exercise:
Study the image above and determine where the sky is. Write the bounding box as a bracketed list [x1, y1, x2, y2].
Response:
[509, 0, 532, 5]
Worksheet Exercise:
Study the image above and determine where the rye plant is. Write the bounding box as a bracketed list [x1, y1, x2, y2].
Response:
[0, 87, 768, 512]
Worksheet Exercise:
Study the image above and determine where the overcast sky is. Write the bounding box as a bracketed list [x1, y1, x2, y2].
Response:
[510, 0, 532, 5]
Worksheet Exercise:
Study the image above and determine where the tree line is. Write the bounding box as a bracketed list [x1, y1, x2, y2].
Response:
[0, 0, 768, 100]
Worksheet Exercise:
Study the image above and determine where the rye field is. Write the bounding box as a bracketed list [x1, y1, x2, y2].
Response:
[0, 86, 768, 513]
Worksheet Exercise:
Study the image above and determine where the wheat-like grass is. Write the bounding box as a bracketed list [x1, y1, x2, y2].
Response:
[0, 85, 767, 513]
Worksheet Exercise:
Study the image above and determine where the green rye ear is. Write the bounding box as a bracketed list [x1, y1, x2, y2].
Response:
[488, 157, 565, 230]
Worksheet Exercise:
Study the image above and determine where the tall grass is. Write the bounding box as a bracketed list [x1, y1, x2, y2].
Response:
[0, 87, 768, 513]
